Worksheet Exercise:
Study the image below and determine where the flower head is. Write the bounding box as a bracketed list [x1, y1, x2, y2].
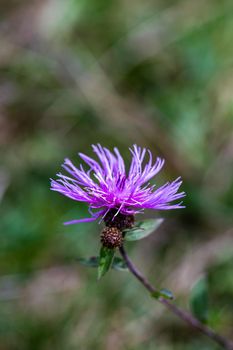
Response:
[50, 144, 185, 225]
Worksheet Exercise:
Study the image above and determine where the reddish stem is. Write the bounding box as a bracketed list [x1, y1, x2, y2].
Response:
[119, 245, 233, 350]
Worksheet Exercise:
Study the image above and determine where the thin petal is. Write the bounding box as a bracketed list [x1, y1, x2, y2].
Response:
[64, 217, 97, 225]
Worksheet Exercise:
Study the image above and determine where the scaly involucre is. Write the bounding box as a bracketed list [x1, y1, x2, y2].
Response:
[51, 144, 185, 224]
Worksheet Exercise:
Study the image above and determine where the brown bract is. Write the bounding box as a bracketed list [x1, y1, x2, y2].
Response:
[100, 227, 123, 249]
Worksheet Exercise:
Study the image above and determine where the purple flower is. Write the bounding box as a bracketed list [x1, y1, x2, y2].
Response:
[51, 144, 185, 225]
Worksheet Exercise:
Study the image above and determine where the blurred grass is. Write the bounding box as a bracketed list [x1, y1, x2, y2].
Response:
[0, 0, 233, 349]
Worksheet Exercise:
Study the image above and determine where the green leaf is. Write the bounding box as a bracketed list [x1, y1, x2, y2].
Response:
[190, 277, 208, 323]
[77, 256, 128, 271]
[97, 247, 115, 279]
[77, 257, 99, 268]
[111, 257, 128, 271]
[124, 218, 164, 241]
[159, 288, 175, 300]
[151, 291, 160, 299]
[151, 288, 174, 300]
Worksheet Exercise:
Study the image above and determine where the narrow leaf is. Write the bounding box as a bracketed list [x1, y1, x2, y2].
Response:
[159, 288, 174, 300]
[124, 218, 164, 241]
[77, 257, 99, 268]
[98, 247, 115, 279]
[77, 256, 128, 271]
[112, 257, 128, 271]
[151, 291, 160, 299]
[151, 288, 174, 300]
[190, 277, 208, 323]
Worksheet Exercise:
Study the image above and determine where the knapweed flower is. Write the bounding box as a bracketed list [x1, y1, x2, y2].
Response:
[51, 144, 185, 235]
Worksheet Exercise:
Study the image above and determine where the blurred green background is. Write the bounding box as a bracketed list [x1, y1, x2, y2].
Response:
[0, 1, 233, 349]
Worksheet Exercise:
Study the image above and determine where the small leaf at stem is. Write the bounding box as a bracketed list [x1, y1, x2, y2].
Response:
[159, 288, 175, 300]
[112, 257, 128, 271]
[124, 218, 164, 241]
[98, 247, 115, 279]
[151, 288, 174, 300]
[77, 257, 99, 267]
[77, 256, 128, 271]
[190, 277, 208, 323]
[151, 291, 160, 299]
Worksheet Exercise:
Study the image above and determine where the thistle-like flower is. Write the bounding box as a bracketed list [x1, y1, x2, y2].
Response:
[51, 144, 185, 232]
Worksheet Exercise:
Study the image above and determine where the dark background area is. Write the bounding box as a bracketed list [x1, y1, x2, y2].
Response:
[0, 1, 233, 349]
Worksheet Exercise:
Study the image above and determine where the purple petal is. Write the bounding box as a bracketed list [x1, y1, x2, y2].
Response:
[51, 144, 186, 218]
[64, 217, 97, 225]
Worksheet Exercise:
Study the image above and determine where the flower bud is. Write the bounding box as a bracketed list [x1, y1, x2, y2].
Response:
[100, 227, 123, 249]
